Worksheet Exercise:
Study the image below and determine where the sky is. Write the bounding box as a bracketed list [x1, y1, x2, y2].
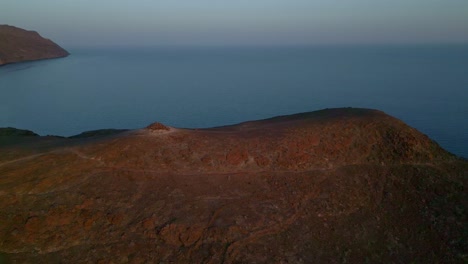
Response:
[1, 0, 468, 47]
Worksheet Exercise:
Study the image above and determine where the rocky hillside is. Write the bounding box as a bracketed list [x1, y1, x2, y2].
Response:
[0, 108, 466, 263]
[0, 25, 69, 66]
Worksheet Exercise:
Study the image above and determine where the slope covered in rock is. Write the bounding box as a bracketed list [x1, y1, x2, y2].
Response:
[0, 108, 466, 263]
[0, 25, 69, 66]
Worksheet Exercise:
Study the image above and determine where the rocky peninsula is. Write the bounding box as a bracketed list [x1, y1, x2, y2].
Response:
[0, 108, 466, 263]
[0, 25, 69, 66]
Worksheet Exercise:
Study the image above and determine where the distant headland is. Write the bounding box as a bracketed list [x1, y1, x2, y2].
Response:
[0, 25, 69, 66]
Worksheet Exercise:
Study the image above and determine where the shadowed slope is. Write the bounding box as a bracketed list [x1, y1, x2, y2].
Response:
[0, 108, 466, 263]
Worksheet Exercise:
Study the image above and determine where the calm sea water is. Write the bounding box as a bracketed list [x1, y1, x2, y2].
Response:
[1, 45, 467, 158]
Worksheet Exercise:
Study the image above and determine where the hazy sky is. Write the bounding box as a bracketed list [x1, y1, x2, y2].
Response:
[2, 0, 468, 46]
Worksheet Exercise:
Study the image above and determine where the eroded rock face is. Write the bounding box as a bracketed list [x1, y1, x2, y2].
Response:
[0, 108, 466, 263]
[0, 25, 69, 66]
[146, 122, 171, 131]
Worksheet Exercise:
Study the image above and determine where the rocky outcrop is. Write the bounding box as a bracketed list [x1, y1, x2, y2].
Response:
[0, 25, 69, 66]
[0, 108, 466, 263]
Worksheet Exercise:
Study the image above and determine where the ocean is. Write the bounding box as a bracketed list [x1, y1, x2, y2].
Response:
[1, 45, 467, 158]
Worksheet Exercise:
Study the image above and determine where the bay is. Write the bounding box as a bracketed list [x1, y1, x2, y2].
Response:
[1, 45, 467, 158]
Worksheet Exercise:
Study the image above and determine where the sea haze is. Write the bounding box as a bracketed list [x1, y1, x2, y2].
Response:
[1, 45, 467, 158]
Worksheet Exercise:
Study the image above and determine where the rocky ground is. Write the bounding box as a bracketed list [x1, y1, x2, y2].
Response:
[0, 108, 466, 263]
[0, 25, 69, 66]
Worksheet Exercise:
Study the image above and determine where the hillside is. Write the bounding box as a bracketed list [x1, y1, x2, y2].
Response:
[0, 25, 69, 66]
[0, 108, 466, 263]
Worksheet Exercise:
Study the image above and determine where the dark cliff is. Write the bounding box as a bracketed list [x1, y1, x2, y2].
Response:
[0, 108, 466, 263]
[0, 25, 69, 66]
